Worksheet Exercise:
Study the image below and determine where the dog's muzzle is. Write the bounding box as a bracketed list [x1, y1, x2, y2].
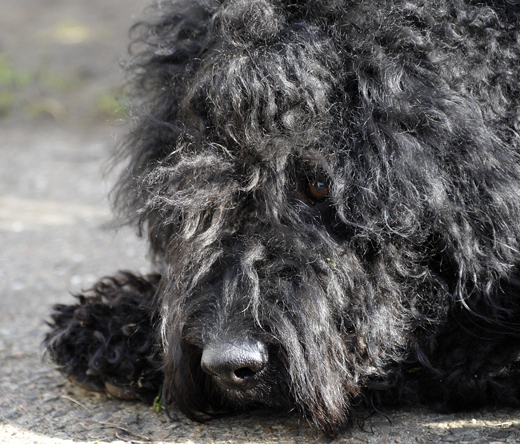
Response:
[201, 339, 268, 390]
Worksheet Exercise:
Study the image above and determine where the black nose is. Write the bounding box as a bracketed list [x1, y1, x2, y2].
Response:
[201, 339, 268, 390]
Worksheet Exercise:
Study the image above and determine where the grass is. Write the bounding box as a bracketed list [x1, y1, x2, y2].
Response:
[0, 56, 31, 118]
[0, 54, 127, 122]
[94, 92, 127, 121]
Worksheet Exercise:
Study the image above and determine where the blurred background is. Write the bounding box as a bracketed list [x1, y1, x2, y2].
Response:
[0, 0, 151, 317]
[0, 0, 144, 126]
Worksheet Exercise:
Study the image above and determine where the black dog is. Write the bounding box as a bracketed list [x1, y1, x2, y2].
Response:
[46, 0, 520, 436]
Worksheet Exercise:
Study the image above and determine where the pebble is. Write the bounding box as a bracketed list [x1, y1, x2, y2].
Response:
[123, 414, 139, 425]
[4, 410, 20, 420]
[153, 430, 171, 440]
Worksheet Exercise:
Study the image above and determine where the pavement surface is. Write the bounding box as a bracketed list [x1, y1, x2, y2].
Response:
[3, 0, 520, 443]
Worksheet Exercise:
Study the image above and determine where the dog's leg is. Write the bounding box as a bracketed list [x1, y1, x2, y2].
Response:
[415, 336, 520, 411]
[411, 284, 520, 411]
[44, 272, 163, 403]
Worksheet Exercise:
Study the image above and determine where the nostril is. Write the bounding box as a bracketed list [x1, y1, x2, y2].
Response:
[234, 366, 256, 380]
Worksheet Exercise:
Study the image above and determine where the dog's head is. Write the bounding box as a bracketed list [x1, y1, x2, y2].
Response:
[115, 0, 520, 434]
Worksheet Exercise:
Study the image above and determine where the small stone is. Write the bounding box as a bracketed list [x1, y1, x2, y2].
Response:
[96, 412, 112, 421]
[10, 348, 24, 359]
[4, 410, 19, 420]
[123, 414, 139, 425]
[449, 427, 469, 435]
[73, 410, 92, 419]
[154, 430, 171, 440]
[441, 435, 460, 442]
[70, 424, 86, 433]
[41, 393, 59, 402]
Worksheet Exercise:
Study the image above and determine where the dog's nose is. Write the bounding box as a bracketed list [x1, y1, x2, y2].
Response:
[200, 339, 268, 390]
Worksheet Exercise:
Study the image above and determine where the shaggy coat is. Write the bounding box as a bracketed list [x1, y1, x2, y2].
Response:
[47, 0, 520, 436]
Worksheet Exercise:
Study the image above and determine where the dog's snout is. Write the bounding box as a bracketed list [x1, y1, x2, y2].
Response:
[201, 339, 268, 390]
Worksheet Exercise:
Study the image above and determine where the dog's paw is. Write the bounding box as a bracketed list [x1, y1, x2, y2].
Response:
[44, 272, 164, 403]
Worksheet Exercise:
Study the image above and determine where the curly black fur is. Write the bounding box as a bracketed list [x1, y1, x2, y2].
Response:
[46, 0, 520, 436]
[46, 272, 162, 402]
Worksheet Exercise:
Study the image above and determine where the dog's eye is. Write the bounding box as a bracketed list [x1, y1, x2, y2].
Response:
[307, 179, 329, 202]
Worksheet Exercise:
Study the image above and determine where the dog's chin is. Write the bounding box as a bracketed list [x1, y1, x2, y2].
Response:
[210, 375, 260, 391]
[214, 385, 291, 412]
[209, 369, 293, 411]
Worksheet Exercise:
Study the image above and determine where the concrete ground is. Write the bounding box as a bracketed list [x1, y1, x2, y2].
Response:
[2, 0, 520, 443]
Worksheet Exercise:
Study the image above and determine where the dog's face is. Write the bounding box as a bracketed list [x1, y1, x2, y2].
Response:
[116, 0, 520, 435]
[154, 143, 393, 433]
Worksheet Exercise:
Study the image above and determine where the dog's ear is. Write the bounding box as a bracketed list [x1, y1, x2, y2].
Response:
[112, 2, 217, 246]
